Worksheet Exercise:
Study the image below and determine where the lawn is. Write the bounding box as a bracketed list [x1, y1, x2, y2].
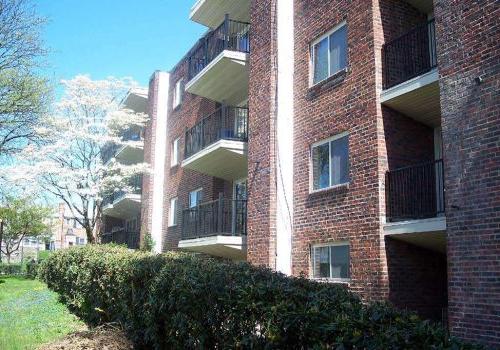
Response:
[0, 276, 86, 350]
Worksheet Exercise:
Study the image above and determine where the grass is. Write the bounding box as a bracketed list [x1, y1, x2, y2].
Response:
[0, 276, 86, 350]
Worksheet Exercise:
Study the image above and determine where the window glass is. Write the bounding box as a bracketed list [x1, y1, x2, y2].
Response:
[329, 25, 347, 74]
[313, 37, 329, 84]
[189, 189, 203, 208]
[330, 136, 349, 186]
[331, 245, 350, 279]
[312, 23, 348, 84]
[169, 197, 178, 226]
[312, 243, 350, 280]
[312, 134, 349, 191]
[312, 142, 330, 190]
[173, 79, 183, 108]
[171, 138, 179, 166]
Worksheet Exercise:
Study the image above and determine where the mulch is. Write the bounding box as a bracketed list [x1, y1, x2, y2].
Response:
[38, 324, 133, 350]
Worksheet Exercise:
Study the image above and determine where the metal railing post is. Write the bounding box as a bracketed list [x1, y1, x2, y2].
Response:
[217, 193, 224, 233]
[224, 14, 229, 50]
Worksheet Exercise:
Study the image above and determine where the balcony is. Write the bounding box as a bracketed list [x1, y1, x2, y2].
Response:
[101, 231, 139, 250]
[190, 0, 250, 29]
[179, 195, 247, 260]
[381, 19, 441, 127]
[384, 160, 446, 251]
[102, 175, 142, 219]
[185, 16, 250, 105]
[182, 106, 248, 181]
[102, 128, 144, 165]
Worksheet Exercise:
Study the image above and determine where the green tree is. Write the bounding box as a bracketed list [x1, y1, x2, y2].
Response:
[0, 0, 51, 157]
[0, 197, 51, 263]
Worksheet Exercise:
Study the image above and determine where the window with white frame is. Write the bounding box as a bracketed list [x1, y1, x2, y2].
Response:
[311, 22, 348, 85]
[188, 188, 203, 208]
[168, 197, 178, 227]
[171, 137, 180, 167]
[312, 243, 350, 280]
[172, 79, 183, 109]
[311, 133, 349, 191]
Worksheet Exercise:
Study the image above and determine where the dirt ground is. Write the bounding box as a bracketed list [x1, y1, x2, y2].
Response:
[38, 324, 133, 350]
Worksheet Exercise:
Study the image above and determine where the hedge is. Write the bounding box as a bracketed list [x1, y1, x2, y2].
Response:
[0, 262, 24, 275]
[37, 245, 482, 349]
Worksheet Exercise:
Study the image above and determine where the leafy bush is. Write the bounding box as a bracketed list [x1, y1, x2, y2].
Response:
[38, 245, 481, 349]
[0, 262, 24, 275]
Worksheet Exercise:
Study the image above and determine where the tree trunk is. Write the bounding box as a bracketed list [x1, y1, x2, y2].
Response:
[86, 226, 95, 244]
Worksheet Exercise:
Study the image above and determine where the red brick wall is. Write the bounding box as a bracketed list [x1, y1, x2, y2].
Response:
[385, 237, 448, 321]
[434, 0, 500, 346]
[292, 0, 385, 301]
[162, 60, 233, 251]
[247, 0, 278, 268]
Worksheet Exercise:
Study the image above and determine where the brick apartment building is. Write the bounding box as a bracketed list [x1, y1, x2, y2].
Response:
[103, 0, 499, 347]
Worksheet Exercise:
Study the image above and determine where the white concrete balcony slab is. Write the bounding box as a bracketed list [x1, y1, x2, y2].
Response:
[186, 50, 249, 105]
[182, 139, 247, 181]
[178, 235, 247, 261]
[190, 0, 250, 29]
[102, 193, 141, 220]
[384, 217, 446, 253]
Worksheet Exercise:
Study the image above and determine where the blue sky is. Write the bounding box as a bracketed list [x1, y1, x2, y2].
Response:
[38, 0, 207, 89]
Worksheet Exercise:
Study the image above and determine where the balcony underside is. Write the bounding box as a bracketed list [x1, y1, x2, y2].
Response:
[190, 0, 250, 29]
[114, 145, 144, 165]
[384, 217, 446, 253]
[381, 69, 441, 127]
[182, 139, 247, 181]
[186, 50, 249, 105]
[178, 235, 246, 260]
[102, 194, 141, 219]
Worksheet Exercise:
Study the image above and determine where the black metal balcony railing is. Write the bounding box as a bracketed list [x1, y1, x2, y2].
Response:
[188, 15, 250, 81]
[101, 231, 140, 249]
[383, 19, 437, 89]
[101, 128, 143, 164]
[181, 194, 247, 240]
[386, 159, 445, 222]
[184, 106, 248, 159]
[102, 175, 143, 207]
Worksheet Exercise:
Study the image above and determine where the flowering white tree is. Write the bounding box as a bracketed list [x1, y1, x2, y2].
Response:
[2, 75, 149, 243]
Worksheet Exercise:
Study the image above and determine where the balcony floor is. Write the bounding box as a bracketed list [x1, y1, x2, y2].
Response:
[102, 194, 141, 219]
[178, 235, 247, 261]
[190, 0, 250, 29]
[381, 69, 441, 127]
[186, 50, 249, 105]
[182, 139, 247, 181]
[384, 216, 446, 253]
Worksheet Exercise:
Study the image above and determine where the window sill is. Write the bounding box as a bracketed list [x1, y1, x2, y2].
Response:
[312, 277, 351, 285]
[307, 68, 348, 100]
[309, 182, 349, 196]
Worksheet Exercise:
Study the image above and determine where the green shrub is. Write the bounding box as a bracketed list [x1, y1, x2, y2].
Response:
[38, 245, 482, 349]
[0, 262, 24, 275]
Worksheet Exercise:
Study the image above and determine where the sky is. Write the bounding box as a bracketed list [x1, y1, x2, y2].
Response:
[38, 0, 207, 89]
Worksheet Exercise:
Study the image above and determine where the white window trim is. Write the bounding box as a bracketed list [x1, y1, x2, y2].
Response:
[309, 21, 347, 87]
[311, 241, 351, 282]
[168, 197, 178, 227]
[171, 137, 180, 167]
[309, 131, 350, 194]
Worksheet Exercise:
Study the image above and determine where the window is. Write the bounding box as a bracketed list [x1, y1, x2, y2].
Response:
[168, 197, 178, 227]
[171, 137, 180, 167]
[172, 79, 183, 109]
[312, 243, 350, 280]
[311, 133, 349, 191]
[189, 188, 203, 208]
[311, 22, 348, 85]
